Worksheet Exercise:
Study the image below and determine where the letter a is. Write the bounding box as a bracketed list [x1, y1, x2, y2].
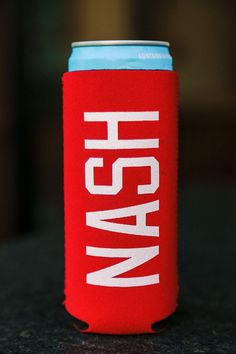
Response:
[86, 201, 159, 237]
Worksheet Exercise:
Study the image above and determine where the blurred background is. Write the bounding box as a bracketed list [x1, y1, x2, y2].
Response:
[0, 0, 235, 243]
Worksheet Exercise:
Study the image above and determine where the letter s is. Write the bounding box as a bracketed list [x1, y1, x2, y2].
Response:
[85, 157, 159, 195]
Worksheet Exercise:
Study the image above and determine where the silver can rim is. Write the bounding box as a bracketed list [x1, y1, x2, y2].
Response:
[71, 40, 170, 48]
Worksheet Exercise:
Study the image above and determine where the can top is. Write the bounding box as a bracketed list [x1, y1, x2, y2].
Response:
[69, 40, 173, 71]
[72, 40, 170, 48]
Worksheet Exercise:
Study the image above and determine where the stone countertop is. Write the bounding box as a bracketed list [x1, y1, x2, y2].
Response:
[0, 184, 235, 354]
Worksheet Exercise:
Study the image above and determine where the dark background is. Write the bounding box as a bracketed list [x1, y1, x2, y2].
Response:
[0, 0, 235, 242]
[0, 0, 235, 352]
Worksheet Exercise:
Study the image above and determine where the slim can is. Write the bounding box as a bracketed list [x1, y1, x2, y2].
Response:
[63, 40, 178, 334]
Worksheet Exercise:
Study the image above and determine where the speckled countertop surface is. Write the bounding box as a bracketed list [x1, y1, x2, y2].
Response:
[0, 184, 235, 353]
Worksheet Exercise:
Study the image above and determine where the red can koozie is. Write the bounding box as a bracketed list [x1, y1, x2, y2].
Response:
[63, 70, 178, 334]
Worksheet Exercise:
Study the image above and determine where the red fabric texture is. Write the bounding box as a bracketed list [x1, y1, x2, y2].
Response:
[63, 70, 178, 334]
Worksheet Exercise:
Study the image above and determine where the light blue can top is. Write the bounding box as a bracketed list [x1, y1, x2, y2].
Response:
[68, 40, 173, 72]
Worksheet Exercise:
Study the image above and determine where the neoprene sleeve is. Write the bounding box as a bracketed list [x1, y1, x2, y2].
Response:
[63, 70, 178, 334]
